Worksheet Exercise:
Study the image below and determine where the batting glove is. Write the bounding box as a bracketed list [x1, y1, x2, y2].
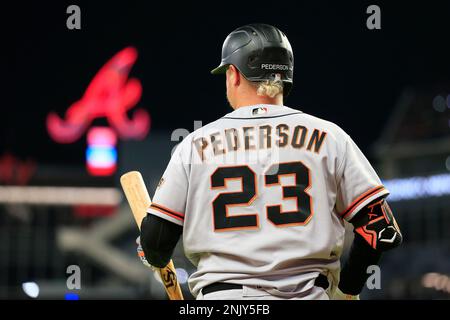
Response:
[136, 236, 154, 270]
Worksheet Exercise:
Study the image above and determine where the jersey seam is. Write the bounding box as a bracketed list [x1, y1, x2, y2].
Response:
[335, 135, 348, 186]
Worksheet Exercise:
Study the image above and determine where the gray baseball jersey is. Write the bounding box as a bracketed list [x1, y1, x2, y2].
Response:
[147, 104, 388, 298]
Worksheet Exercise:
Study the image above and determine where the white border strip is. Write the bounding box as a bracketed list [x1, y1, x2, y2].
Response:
[0, 186, 122, 205]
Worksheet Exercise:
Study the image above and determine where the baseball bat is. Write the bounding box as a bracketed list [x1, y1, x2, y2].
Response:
[120, 171, 184, 300]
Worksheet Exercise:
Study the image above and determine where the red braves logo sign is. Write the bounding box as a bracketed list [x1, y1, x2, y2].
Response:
[46, 47, 151, 143]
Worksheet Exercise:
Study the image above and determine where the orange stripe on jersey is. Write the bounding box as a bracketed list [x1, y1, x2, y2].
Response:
[340, 186, 386, 219]
[150, 203, 184, 221]
[150, 206, 184, 222]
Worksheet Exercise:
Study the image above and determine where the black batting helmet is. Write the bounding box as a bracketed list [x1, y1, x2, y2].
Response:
[211, 23, 294, 96]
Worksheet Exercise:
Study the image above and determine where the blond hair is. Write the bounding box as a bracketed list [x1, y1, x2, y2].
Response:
[249, 72, 284, 98]
[256, 79, 284, 98]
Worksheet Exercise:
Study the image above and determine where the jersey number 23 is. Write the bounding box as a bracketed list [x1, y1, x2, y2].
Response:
[210, 161, 313, 232]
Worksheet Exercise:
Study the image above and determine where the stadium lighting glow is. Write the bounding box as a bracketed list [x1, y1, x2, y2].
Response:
[65, 293, 80, 300]
[86, 127, 118, 176]
[22, 282, 39, 298]
[86, 146, 118, 166]
[382, 173, 450, 201]
[432, 95, 447, 112]
[87, 127, 117, 146]
[422, 273, 450, 294]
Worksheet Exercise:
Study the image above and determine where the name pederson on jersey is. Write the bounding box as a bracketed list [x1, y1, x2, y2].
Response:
[147, 105, 389, 298]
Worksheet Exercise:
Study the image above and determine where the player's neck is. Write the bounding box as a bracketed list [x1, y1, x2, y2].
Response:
[233, 95, 283, 110]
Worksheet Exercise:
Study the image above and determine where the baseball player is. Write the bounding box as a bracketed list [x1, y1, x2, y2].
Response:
[138, 23, 402, 300]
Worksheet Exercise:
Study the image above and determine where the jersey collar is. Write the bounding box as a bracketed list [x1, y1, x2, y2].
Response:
[223, 104, 301, 119]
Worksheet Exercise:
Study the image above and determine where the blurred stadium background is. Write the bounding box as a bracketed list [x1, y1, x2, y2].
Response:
[1, 1, 449, 299]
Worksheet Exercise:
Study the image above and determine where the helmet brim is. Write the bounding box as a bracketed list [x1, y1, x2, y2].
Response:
[210, 63, 228, 75]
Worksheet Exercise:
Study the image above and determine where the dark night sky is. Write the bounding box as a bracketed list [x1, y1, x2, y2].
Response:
[3, 1, 450, 165]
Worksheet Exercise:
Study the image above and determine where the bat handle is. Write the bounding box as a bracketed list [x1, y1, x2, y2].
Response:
[157, 260, 184, 300]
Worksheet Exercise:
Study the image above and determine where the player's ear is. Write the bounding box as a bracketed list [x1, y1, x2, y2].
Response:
[227, 65, 240, 87]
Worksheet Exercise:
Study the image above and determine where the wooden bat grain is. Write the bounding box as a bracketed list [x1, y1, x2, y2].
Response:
[120, 171, 184, 300]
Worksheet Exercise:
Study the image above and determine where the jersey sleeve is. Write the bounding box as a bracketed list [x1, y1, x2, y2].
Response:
[335, 134, 389, 221]
[146, 143, 189, 226]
